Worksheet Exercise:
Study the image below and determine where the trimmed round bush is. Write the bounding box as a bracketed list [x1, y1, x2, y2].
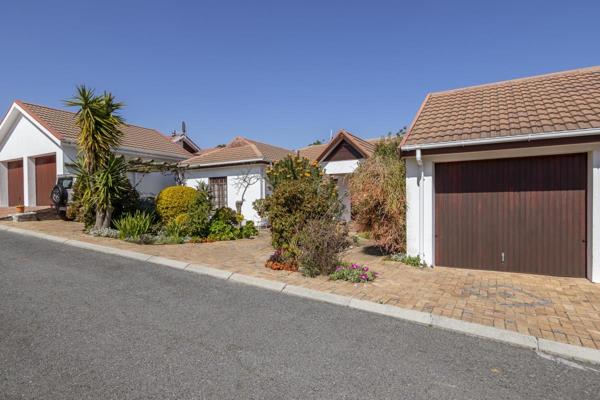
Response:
[156, 186, 197, 223]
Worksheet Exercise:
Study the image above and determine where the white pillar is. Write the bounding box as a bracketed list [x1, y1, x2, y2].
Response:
[589, 149, 600, 283]
[23, 156, 36, 206]
[405, 157, 434, 265]
[0, 162, 7, 207]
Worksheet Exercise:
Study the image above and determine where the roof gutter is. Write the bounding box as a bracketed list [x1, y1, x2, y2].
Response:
[182, 158, 265, 169]
[62, 139, 189, 160]
[401, 127, 600, 152]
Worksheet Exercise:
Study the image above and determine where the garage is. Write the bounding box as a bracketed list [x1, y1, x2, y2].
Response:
[7, 160, 24, 206]
[34, 154, 56, 206]
[434, 153, 587, 277]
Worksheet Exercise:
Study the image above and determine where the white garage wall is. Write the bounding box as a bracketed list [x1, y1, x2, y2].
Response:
[405, 157, 434, 265]
[184, 164, 266, 223]
[0, 115, 65, 206]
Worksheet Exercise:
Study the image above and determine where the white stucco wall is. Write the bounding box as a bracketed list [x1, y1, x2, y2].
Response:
[0, 115, 66, 206]
[405, 142, 600, 282]
[128, 172, 176, 198]
[184, 164, 266, 223]
[322, 159, 362, 175]
[0, 114, 181, 207]
[405, 157, 434, 265]
[589, 148, 600, 282]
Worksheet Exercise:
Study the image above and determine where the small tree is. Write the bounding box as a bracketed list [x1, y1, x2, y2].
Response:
[234, 169, 261, 215]
[65, 85, 126, 229]
[255, 154, 342, 266]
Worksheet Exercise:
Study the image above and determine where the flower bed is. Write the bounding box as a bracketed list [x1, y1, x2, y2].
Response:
[329, 263, 377, 283]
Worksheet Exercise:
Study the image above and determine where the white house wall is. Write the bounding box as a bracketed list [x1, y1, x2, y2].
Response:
[0, 115, 64, 206]
[128, 171, 176, 198]
[405, 142, 600, 282]
[322, 159, 361, 175]
[184, 165, 266, 223]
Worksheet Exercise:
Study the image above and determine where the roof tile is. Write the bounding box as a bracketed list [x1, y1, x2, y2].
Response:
[402, 66, 600, 147]
[18, 101, 191, 159]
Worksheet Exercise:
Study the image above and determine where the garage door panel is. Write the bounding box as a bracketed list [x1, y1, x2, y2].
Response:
[35, 155, 56, 206]
[435, 153, 586, 278]
[7, 160, 24, 206]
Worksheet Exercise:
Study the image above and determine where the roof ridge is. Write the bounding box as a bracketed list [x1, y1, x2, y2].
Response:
[248, 142, 264, 159]
[19, 100, 161, 132]
[245, 138, 292, 152]
[429, 65, 600, 96]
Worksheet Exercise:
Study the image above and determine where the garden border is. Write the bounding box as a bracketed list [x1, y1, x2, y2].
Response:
[2, 223, 599, 366]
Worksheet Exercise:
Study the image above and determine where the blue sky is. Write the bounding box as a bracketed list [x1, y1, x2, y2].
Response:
[1, 1, 598, 149]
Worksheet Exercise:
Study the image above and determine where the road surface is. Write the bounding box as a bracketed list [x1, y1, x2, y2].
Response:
[0, 230, 598, 399]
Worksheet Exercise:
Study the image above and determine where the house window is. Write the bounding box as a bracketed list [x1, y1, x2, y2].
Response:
[209, 177, 227, 209]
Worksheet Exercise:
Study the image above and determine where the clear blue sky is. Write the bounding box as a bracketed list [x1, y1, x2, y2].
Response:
[1, 1, 598, 149]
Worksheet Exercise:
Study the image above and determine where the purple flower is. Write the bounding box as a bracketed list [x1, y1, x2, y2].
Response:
[362, 267, 369, 272]
[351, 264, 359, 269]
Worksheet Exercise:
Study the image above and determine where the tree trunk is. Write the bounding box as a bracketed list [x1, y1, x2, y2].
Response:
[94, 209, 105, 230]
[102, 207, 113, 229]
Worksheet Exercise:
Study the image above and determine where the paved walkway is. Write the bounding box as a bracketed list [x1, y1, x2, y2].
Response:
[0, 207, 49, 219]
[3, 219, 600, 350]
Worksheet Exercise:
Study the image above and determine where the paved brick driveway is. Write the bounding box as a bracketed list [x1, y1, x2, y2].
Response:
[0, 207, 49, 219]
[3, 218, 600, 350]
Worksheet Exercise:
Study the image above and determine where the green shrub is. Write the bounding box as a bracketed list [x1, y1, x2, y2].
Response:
[210, 207, 239, 226]
[164, 218, 187, 240]
[239, 221, 258, 238]
[156, 186, 197, 223]
[208, 220, 238, 241]
[296, 218, 351, 277]
[265, 154, 323, 189]
[186, 184, 212, 236]
[256, 177, 341, 261]
[329, 263, 376, 283]
[113, 211, 153, 240]
[388, 253, 427, 268]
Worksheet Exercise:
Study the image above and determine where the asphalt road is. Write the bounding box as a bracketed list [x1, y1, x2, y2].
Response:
[1, 230, 599, 399]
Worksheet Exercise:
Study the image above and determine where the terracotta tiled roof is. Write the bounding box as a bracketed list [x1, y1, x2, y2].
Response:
[298, 130, 375, 161]
[182, 136, 292, 167]
[17, 101, 191, 159]
[297, 143, 328, 161]
[401, 66, 600, 148]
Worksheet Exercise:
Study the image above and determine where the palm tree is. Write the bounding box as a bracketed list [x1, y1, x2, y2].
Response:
[65, 85, 126, 229]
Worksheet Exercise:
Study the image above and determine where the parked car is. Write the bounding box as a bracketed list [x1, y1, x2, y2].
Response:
[51, 174, 76, 217]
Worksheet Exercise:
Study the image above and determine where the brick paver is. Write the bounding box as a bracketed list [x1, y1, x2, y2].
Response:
[4, 218, 600, 350]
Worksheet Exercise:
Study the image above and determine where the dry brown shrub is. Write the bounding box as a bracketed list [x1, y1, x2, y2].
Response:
[349, 137, 406, 253]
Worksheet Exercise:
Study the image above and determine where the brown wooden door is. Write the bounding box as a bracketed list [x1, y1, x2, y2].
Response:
[435, 153, 587, 277]
[35, 155, 56, 206]
[7, 160, 24, 206]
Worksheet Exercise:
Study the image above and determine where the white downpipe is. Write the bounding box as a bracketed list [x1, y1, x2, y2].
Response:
[416, 148, 424, 259]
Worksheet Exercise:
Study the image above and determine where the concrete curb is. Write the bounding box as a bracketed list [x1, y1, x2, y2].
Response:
[431, 315, 538, 349]
[283, 285, 351, 306]
[186, 264, 233, 280]
[229, 274, 287, 292]
[349, 298, 432, 325]
[5, 226, 69, 244]
[4, 224, 600, 365]
[538, 338, 600, 365]
[147, 256, 190, 270]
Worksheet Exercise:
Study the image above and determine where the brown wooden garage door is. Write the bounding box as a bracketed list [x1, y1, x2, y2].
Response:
[7, 160, 24, 206]
[435, 153, 587, 277]
[35, 155, 56, 206]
